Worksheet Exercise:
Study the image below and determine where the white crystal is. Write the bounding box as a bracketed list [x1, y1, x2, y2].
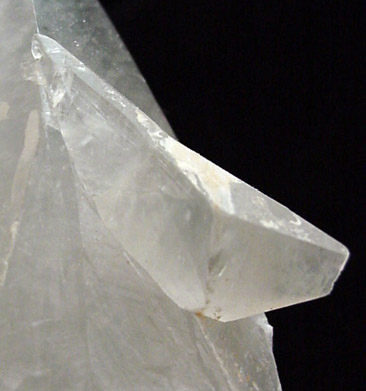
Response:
[31, 33, 349, 322]
[0, 1, 283, 390]
[0, 0, 349, 389]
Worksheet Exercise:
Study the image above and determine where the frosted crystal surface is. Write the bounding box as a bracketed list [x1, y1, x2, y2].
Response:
[0, 0, 348, 389]
[0, 1, 282, 390]
[31, 34, 349, 321]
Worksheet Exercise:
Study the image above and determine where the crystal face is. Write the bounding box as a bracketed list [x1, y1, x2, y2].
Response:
[32, 33, 349, 322]
[0, 0, 348, 390]
[33, 0, 174, 137]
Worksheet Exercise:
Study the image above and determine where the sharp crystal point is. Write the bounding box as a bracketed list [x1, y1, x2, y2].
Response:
[0, 0, 348, 389]
[33, 32, 348, 322]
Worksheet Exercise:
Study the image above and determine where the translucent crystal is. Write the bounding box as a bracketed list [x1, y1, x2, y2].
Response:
[31, 33, 349, 322]
[0, 1, 282, 390]
[0, 0, 348, 390]
[32, 0, 173, 136]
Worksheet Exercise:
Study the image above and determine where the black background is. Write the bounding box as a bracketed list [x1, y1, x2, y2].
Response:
[98, 1, 364, 390]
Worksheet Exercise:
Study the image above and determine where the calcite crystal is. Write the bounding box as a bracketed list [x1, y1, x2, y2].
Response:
[32, 33, 349, 322]
[0, 0, 348, 390]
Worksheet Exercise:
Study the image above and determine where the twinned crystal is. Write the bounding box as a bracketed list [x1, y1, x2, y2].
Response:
[0, 0, 348, 390]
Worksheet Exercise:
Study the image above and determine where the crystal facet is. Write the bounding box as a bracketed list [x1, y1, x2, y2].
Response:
[32, 33, 348, 322]
[0, 0, 348, 390]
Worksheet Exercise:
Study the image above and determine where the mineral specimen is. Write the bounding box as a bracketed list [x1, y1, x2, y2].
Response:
[32, 32, 349, 322]
[0, 0, 348, 390]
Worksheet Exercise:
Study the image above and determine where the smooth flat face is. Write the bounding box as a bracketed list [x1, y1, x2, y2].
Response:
[0, 0, 41, 285]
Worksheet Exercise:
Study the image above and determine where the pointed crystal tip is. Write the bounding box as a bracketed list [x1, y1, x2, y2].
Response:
[33, 33, 349, 322]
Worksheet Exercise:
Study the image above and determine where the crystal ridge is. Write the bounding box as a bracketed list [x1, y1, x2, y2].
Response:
[32, 33, 348, 321]
[0, 0, 349, 390]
